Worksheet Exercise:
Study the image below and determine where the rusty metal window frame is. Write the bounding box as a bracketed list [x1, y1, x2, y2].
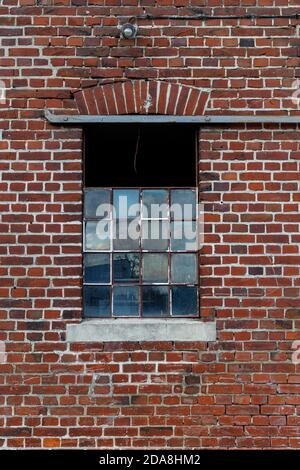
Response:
[83, 187, 199, 319]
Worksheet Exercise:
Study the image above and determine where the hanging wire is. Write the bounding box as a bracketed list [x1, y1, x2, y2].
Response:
[133, 127, 141, 174]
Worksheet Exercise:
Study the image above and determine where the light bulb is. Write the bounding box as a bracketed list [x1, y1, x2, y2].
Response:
[121, 23, 138, 39]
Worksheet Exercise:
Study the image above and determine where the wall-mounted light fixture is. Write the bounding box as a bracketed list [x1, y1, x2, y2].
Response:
[120, 22, 138, 39]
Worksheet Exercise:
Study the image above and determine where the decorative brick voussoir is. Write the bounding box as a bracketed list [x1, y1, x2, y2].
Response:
[74, 80, 210, 116]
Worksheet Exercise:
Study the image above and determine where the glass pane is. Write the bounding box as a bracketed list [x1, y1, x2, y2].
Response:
[85, 221, 110, 250]
[113, 220, 140, 250]
[172, 286, 198, 316]
[142, 253, 168, 283]
[113, 189, 140, 219]
[142, 220, 169, 251]
[171, 189, 196, 220]
[113, 253, 139, 283]
[84, 253, 110, 284]
[113, 286, 139, 316]
[171, 221, 197, 251]
[84, 286, 110, 317]
[84, 189, 110, 218]
[171, 253, 197, 284]
[142, 286, 169, 317]
[142, 190, 168, 219]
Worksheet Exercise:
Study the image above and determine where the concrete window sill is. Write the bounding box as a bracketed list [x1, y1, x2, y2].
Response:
[66, 319, 216, 342]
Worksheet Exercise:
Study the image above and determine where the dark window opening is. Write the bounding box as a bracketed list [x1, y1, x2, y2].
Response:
[84, 124, 197, 188]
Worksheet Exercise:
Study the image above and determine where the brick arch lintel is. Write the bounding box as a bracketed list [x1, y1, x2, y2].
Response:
[74, 80, 210, 116]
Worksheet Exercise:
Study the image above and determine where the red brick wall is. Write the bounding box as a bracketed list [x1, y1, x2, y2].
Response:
[1, 0, 300, 449]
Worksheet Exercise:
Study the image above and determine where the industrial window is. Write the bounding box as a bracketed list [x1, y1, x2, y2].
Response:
[83, 124, 199, 318]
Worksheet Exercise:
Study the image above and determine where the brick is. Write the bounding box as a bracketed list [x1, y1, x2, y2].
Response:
[157, 81, 169, 115]
[113, 82, 127, 115]
[184, 88, 202, 115]
[240, 39, 255, 47]
[103, 84, 117, 115]
[146, 80, 158, 115]
[176, 86, 191, 115]
[93, 87, 108, 115]
[165, 83, 180, 115]
[123, 81, 135, 114]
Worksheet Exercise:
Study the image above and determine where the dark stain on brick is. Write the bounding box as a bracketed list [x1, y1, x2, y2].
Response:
[249, 267, 264, 275]
[199, 172, 220, 181]
[240, 38, 255, 47]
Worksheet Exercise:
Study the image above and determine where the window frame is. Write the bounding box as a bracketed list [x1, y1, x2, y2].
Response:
[82, 124, 200, 320]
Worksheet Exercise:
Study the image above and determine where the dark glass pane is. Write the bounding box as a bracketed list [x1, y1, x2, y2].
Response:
[171, 189, 196, 220]
[113, 286, 139, 316]
[113, 189, 140, 219]
[113, 220, 140, 250]
[84, 253, 110, 284]
[84, 189, 110, 218]
[171, 253, 197, 284]
[142, 190, 168, 219]
[85, 221, 110, 250]
[142, 286, 169, 317]
[142, 221, 169, 251]
[172, 286, 198, 316]
[142, 253, 168, 283]
[171, 221, 197, 251]
[84, 286, 110, 317]
[113, 253, 139, 283]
